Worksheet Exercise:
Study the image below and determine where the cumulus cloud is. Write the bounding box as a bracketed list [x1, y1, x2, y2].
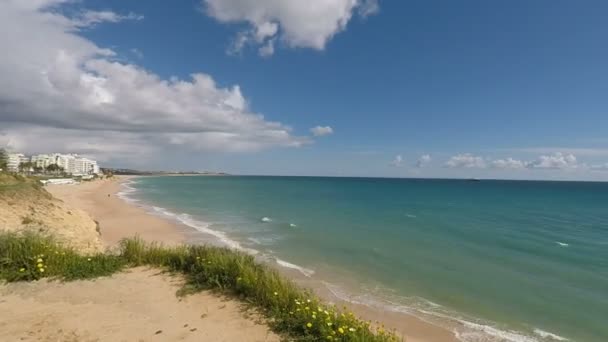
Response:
[0, 1, 309, 164]
[390, 155, 403, 167]
[310, 126, 334, 137]
[203, 0, 379, 56]
[445, 154, 486, 168]
[415, 154, 431, 168]
[527, 152, 580, 169]
[491, 158, 526, 169]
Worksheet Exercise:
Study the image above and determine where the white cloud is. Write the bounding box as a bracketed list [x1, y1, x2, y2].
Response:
[358, 0, 380, 17]
[130, 48, 144, 59]
[390, 155, 403, 167]
[0, 1, 310, 164]
[508, 147, 608, 157]
[258, 39, 275, 57]
[310, 126, 334, 137]
[591, 163, 608, 171]
[528, 152, 580, 169]
[445, 154, 486, 168]
[203, 0, 379, 56]
[71, 10, 143, 28]
[491, 158, 526, 169]
[415, 154, 431, 168]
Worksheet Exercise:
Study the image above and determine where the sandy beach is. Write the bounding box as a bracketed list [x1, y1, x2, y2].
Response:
[42, 176, 458, 342]
[0, 267, 279, 342]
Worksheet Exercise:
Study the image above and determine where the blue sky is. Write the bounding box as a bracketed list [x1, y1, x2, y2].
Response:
[1, 0, 607, 180]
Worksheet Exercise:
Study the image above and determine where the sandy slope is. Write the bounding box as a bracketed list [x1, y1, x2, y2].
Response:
[0, 176, 103, 253]
[0, 267, 279, 342]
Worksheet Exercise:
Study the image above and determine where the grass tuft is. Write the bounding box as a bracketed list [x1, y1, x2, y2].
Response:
[0, 232, 400, 341]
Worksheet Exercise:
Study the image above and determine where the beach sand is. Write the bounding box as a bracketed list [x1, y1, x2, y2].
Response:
[44, 176, 458, 342]
[0, 267, 279, 342]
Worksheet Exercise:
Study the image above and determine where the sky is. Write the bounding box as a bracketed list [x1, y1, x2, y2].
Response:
[1, 0, 607, 180]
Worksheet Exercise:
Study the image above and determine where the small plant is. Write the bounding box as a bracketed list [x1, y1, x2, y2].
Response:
[0, 232, 400, 341]
[21, 216, 35, 225]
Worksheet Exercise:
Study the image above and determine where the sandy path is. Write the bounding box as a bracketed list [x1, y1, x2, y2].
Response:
[0, 268, 279, 342]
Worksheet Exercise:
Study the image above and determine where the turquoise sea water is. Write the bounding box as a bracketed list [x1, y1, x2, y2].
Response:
[121, 176, 608, 342]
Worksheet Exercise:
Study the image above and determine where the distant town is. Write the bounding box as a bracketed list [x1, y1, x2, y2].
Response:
[2, 151, 100, 177]
[0, 150, 228, 179]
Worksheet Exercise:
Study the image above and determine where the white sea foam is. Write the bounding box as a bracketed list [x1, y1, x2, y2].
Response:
[174, 212, 256, 253]
[117, 180, 139, 203]
[323, 281, 558, 342]
[556, 241, 569, 247]
[261, 217, 272, 222]
[533, 329, 568, 341]
[405, 213, 417, 218]
[120, 185, 257, 255]
[289, 223, 297, 228]
[275, 259, 315, 277]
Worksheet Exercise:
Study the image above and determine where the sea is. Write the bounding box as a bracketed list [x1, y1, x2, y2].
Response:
[118, 176, 608, 342]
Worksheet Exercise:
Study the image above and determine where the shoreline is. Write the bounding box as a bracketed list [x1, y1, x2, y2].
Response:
[48, 176, 458, 342]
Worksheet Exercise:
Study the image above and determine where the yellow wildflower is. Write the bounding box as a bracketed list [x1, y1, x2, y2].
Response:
[326, 322, 333, 327]
[306, 322, 312, 328]
[338, 327, 344, 334]
[305, 306, 310, 311]
[37, 263, 43, 268]
[349, 327, 356, 332]
[19, 268, 25, 272]
[87, 258, 92, 261]
[312, 314, 317, 319]
[39, 268, 45, 273]
[37, 258, 43, 263]
[273, 292, 278, 296]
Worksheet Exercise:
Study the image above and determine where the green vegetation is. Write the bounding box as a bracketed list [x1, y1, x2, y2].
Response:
[0, 231, 399, 341]
[0, 148, 7, 172]
[0, 173, 49, 198]
[45, 163, 64, 175]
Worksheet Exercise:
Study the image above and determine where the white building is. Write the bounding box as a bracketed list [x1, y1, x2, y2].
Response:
[7, 153, 28, 172]
[72, 157, 99, 176]
[30, 153, 101, 175]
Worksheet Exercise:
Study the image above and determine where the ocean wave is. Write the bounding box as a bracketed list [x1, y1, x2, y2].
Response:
[555, 241, 569, 247]
[118, 182, 257, 254]
[275, 259, 315, 277]
[533, 329, 568, 341]
[289, 223, 297, 228]
[322, 282, 566, 342]
[173, 212, 257, 253]
[116, 180, 139, 203]
[261, 217, 272, 222]
[247, 236, 281, 246]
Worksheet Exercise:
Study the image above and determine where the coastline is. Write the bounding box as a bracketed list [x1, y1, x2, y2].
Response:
[48, 176, 458, 342]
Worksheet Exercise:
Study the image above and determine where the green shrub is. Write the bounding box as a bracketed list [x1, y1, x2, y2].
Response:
[0, 232, 399, 341]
